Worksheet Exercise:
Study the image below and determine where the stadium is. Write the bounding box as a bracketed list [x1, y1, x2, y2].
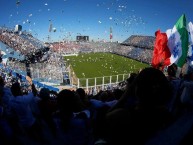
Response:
[2, 1, 193, 144]
[0, 26, 153, 93]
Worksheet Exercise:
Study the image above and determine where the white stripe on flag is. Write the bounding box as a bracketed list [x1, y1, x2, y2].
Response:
[188, 22, 193, 44]
[188, 22, 193, 62]
[166, 26, 181, 64]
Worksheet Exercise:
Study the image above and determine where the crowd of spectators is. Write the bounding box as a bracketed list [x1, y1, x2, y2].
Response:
[49, 41, 118, 54]
[30, 52, 64, 84]
[112, 45, 153, 64]
[0, 27, 48, 61]
[2, 27, 193, 144]
[122, 35, 155, 49]
[1, 65, 193, 145]
[0, 27, 47, 58]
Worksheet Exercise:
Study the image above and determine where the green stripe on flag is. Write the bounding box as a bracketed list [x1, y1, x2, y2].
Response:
[175, 14, 189, 67]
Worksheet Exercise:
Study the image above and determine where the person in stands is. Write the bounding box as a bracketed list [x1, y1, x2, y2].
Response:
[104, 67, 173, 145]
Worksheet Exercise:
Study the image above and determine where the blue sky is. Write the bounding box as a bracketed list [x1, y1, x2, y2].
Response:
[0, 0, 193, 42]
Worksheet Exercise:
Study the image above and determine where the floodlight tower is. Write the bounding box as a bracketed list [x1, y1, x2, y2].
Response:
[48, 19, 52, 43]
[110, 26, 113, 42]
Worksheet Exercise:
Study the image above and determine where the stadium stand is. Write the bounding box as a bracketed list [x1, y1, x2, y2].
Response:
[0, 27, 50, 63]
[122, 35, 155, 49]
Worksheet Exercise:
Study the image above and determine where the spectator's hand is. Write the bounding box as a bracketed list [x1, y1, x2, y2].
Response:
[26, 76, 32, 85]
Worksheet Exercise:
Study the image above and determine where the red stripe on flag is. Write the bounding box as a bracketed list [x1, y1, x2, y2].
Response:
[152, 30, 171, 70]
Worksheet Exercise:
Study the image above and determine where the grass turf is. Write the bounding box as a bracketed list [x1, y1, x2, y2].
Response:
[64, 52, 150, 86]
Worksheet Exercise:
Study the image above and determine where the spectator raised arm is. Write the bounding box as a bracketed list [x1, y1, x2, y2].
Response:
[26, 75, 37, 96]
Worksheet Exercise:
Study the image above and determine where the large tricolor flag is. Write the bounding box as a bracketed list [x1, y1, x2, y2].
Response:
[152, 14, 189, 69]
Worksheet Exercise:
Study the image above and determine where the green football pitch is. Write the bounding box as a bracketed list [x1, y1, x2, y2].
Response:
[64, 52, 150, 86]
